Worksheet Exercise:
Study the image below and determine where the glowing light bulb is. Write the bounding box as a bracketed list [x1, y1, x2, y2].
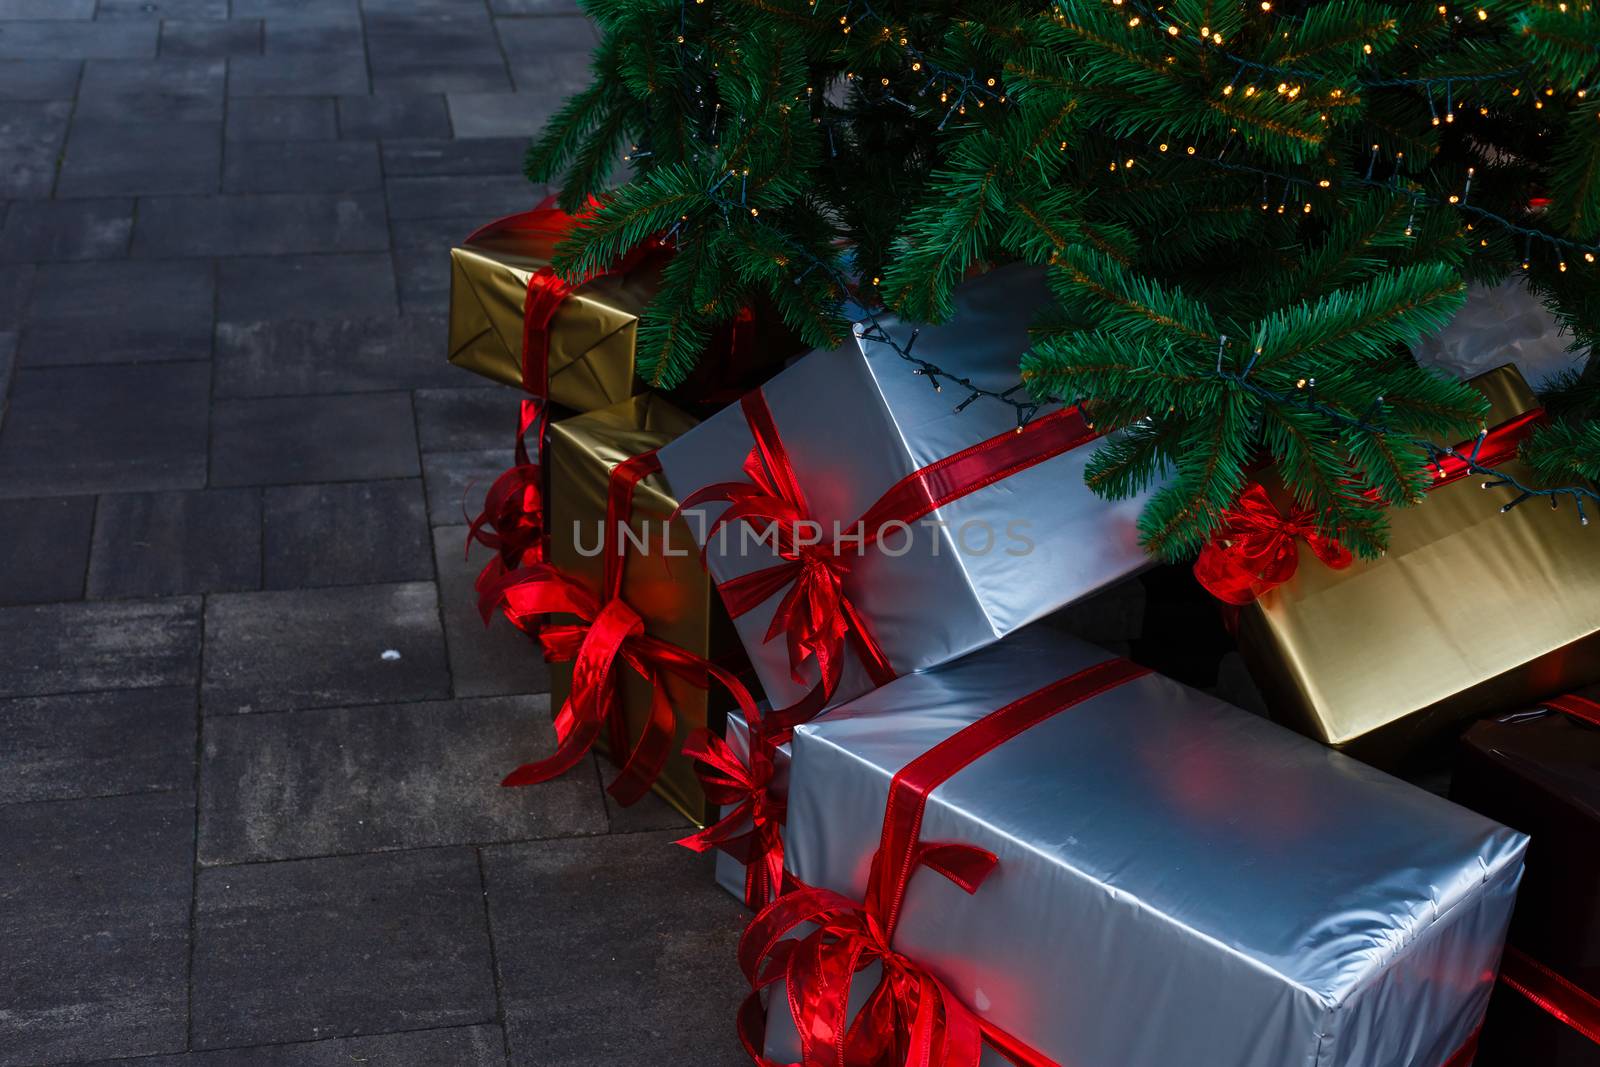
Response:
[1186, 145, 1196, 154]
[1167, 24, 1180, 35]
[1159, 143, 1169, 151]
[1318, 179, 1331, 187]
[1223, 84, 1234, 95]
[1363, 43, 1373, 53]
[1261, 1, 1271, 10]
[1129, 16, 1140, 26]
[1477, 7, 1488, 19]
[1560, 261, 1569, 271]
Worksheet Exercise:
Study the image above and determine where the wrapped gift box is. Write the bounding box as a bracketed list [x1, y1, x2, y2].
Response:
[758, 629, 1527, 1067]
[659, 264, 1153, 716]
[1234, 364, 1600, 768]
[1453, 694, 1600, 1064]
[449, 208, 660, 410]
[545, 394, 744, 824]
[712, 709, 791, 905]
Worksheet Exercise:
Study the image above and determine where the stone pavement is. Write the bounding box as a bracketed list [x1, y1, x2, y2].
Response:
[0, 3, 750, 1064]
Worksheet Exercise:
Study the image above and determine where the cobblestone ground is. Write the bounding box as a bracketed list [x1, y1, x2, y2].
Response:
[0, 3, 750, 1064]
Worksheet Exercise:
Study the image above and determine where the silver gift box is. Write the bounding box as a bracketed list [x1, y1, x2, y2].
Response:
[713, 710, 791, 904]
[766, 629, 1527, 1067]
[658, 265, 1153, 712]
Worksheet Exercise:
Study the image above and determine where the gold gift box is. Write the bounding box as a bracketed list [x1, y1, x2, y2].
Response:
[448, 217, 658, 411]
[547, 394, 743, 824]
[1238, 364, 1600, 768]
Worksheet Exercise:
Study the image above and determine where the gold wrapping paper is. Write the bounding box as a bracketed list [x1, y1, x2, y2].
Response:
[1238, 364, 1600, 768]
[547, 394, 741, 824]
[447, 221, 658, 411]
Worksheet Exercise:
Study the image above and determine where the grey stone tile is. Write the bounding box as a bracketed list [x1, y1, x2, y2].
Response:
[423, 450, 507, 528]
[0, 332, 14, 428]
[0, 197, 133, 261]
[484, 833, 749, 1067]
[366, 11, 511, 94]
[448, 92, 549, 140]
[57, 119, 221, 197]
[602, 780, 693, 834]
[0, 0, 94, 15]
[98, 0, 228, 15]
[190, 848, 496, 1049]
[388, 174, 538, 221]
[77, 57, 225, 122]
[0, 59, 80, 101]
[365, 0, 496, 9]
[491, 0, 580, 12]
[159, 18, 262, 58]
[133, 192, 387, 256]
[496, 15, 595, 92]
[391, 214, 483, 315]
[199, 694, 606, 864]
[0, 100, 70, 199]
[231, 0, 359, 15]
[0, 596, 201, 699]
[214, 314, 456, 397]
[434, 524, 551, 699]
[263, 12, 364, 55]
[0, 264, 34, 330]
[0, 20, 157, 60]
[415, 387, 522, 453]
[222, 139, 381, 193]
[211, 391, 419, 487]
[0, 687, 195, 804]
[203, 581, 449, 713]
[0, 792, 192, 1066]
[0, 363, 210, 497]
[0, 495, 93, 605]
[262, 478, 431, 589]
[230, 52, 369, 96]
[88, 488, 262, 599]
[336, 93, 450, 140]
[20, 258, 212, 365]
[381, 136, 526, 177]
[77, 1026, 509, 1067]
[217, 252, 395, 321]
[225, 96, 337, 141]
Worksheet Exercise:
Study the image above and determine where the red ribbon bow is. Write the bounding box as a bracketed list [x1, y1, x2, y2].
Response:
[679, 389, 1102, 728]
[468, 400, 550, 627]
[737, 658, 1152, 1067]
[676, 726, 788, 909]
[1192, 484, 1354, 605]
[496, 450, 760, 805]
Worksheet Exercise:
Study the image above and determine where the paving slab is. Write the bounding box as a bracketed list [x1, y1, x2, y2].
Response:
[225, 95, 338, 141]
[0, 59, 81, 101]
[0, 0, 95, 16]
[229, 51, 370, 96]
[483, 833, 750, 1067]
[262, 478, 432, 589]
[0, 686, 196, 804]
[20, 258, 213, 365]
[365, 10, 512, 95]
[76, 1026, 509, 1067]
[0, 791, 192, 1066]
[433, 524, 552, 699]
[97, 0, 229, 16]
[160, 19, 263, 58]
[0, 197, 134, 262]
[210, 391, 419, 486]
[387, 173, 537, 221]
[336, 92, 451, 140]
[87, 488, 262, 599]
[0, 100, 71, 199]
[381, 136, 527, 177]
[57, 119, 221, 197]
[422, 449, 509, 528]
[214, 314, 457, 397]
[216, 252, 396, 321]
[199, 694, 606, 864]
[0, 363, 210, 497]
[414, 387, 522, 453]
[262, 12, 365, 55]
[448, 91, 548, 140]
[0, 265, 34, 331]
[76, 57, 226, 123]
[0, 494, 93, 605]
[202, 581, 450, 713]
[0, 19, 158, 60]
[190, 847, 497, 1049]
[0, 596, 201, 698]
[133, 192, 388, 256]
[222, 139, 381, 194]
[495, 15, 595, 92]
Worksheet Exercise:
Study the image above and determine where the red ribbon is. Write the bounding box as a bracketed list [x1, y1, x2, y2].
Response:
[469, 400, 550, 627]
[1499, 946, 1600, 1048]
[1192, 483, 1354, 605]
[679, 389, 1101, 728]
[496, 449, 760, 805]
[737, 658, 1151, 1067]
[1196, 406, 1546, 605]
[1542, 692, 1600, 729]
[676, 725, 788, 909]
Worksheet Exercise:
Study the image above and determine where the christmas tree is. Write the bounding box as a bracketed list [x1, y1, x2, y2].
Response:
[526, 0, 1600, 559]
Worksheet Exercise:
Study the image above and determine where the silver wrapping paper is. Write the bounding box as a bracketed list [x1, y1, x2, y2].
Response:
[767, 629, 1528, 1067]
[1412, 278, 1587, 387]
[657, 265, 1153, 712]
[714, 710, 791, 903]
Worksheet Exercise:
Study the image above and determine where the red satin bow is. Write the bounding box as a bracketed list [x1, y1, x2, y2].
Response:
[469, 400, 550, 626]
[737, 658, 1151, 1067]
[680, 390, 1101, 728]
[1193, 484, 1354, 605]
[496, 449, 760, 805]
[676, 726, 788, 909]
